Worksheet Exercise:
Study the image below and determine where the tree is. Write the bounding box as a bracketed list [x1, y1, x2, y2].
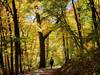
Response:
[62, 31, 69, 63]
[12, 0, 21, 74]
[36, 12, 52, 68]
[0, 0, 7, 75]
[89, 0, 100, 49]
[4, 0, 14, 74]
[72, 0, 83, 55]
[0, 1, 4, 72]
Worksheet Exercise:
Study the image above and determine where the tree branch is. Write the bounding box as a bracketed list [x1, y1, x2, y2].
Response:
[3, 0, 14, 17]
[8, 4, 13, 17]
[44, 30, 52, 39]
[95, 8, 100, 21]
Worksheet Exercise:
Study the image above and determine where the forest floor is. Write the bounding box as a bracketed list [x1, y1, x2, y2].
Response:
[0, 66, 61, 75]
[21, 66, 61, 75]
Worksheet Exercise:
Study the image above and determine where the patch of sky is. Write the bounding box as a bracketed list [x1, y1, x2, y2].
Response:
[26, 5, 44, 22]
[66, 0, 77, 10]
[27, 15, 36, 22]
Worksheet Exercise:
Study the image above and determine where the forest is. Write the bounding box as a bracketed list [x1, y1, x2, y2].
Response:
[0, 0, 100, 75]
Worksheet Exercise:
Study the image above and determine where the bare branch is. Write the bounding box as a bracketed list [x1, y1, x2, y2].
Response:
[44, 30, 52, 39]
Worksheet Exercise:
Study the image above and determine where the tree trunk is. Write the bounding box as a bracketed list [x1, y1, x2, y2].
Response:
[62, 32, 67, 63]
[8, 15, 14, 75]
[35, 12, 52, 68]
[89, 0, 100, 48]
[5, 1, 14, 74]
[10, 34, 13, 75]
[72, 0, 83, 54]
[0, 35, 6, 75]
[39, 32, 46, 68]
[3, 27, 11, 75]
[12, 0, 21, 74]
[0, 2, 7, 74]
[46, 37, 49, 61]
[19, 50, 22, 73]
[65, 33, 69, 61]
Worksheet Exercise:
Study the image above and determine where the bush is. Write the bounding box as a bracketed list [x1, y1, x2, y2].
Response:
[95, 63, 100, 73]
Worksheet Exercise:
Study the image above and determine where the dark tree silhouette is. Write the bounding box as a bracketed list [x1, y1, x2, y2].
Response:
[89, 0, 100, 49]
[12, 0, 22, 74]
[36, 12, 52, 68]
[72, 0, 83, 54]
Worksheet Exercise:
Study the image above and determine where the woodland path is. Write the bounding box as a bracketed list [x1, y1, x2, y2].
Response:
[22, 66, 61, 75]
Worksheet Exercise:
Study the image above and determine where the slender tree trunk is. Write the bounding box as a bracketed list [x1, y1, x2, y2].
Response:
[72, 0, 83, 54]
[4, 53, 10, 75]
[12, 0, 21, 74]
[62, 32, 67, 63]
[0, 2, 7, 74]
[3, 28, 11, 75]
[65, 33, 69, 60]
[5, 1, 14, 74]
[8, 15, 14, 75]
[10, 32, 13, 75]
[62, 31, 69, 63]
[0, 24, 7, 74]
[6, 55, 9, 74]
[7, 8, 14, 75]
[0, 35, 6, 75]
[46, 37, 49, 62]
[39, 32, 46, 68]
[89, 0, 100, 48]
[19, 50, 22, 73]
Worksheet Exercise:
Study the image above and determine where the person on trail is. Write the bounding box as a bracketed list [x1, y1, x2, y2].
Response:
[50, 57, 54, 69]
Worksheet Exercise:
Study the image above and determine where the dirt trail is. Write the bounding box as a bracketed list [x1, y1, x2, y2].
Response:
[23, 67, 61, 75]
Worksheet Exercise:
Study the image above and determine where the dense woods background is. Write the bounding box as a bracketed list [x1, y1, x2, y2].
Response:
[0, 0, 100, 75]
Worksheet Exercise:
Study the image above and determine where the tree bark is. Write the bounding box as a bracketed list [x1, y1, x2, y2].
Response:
[5, 0, 14, 74]
[12, 0, 21, 74]
[10, 30, 13, 75]
[2, 27, 11, 75]
[72, 0, 83, 54]
[0, 35, 6, 75]
[0, 2, 7, 74]
[89, 0, 100, 48]
[35, 12, 52, 68]
[62, 32, 68, 63]
[0, 1, 5, 74]
[46, 37, 49, 60]
[39, 32, 46, 68]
